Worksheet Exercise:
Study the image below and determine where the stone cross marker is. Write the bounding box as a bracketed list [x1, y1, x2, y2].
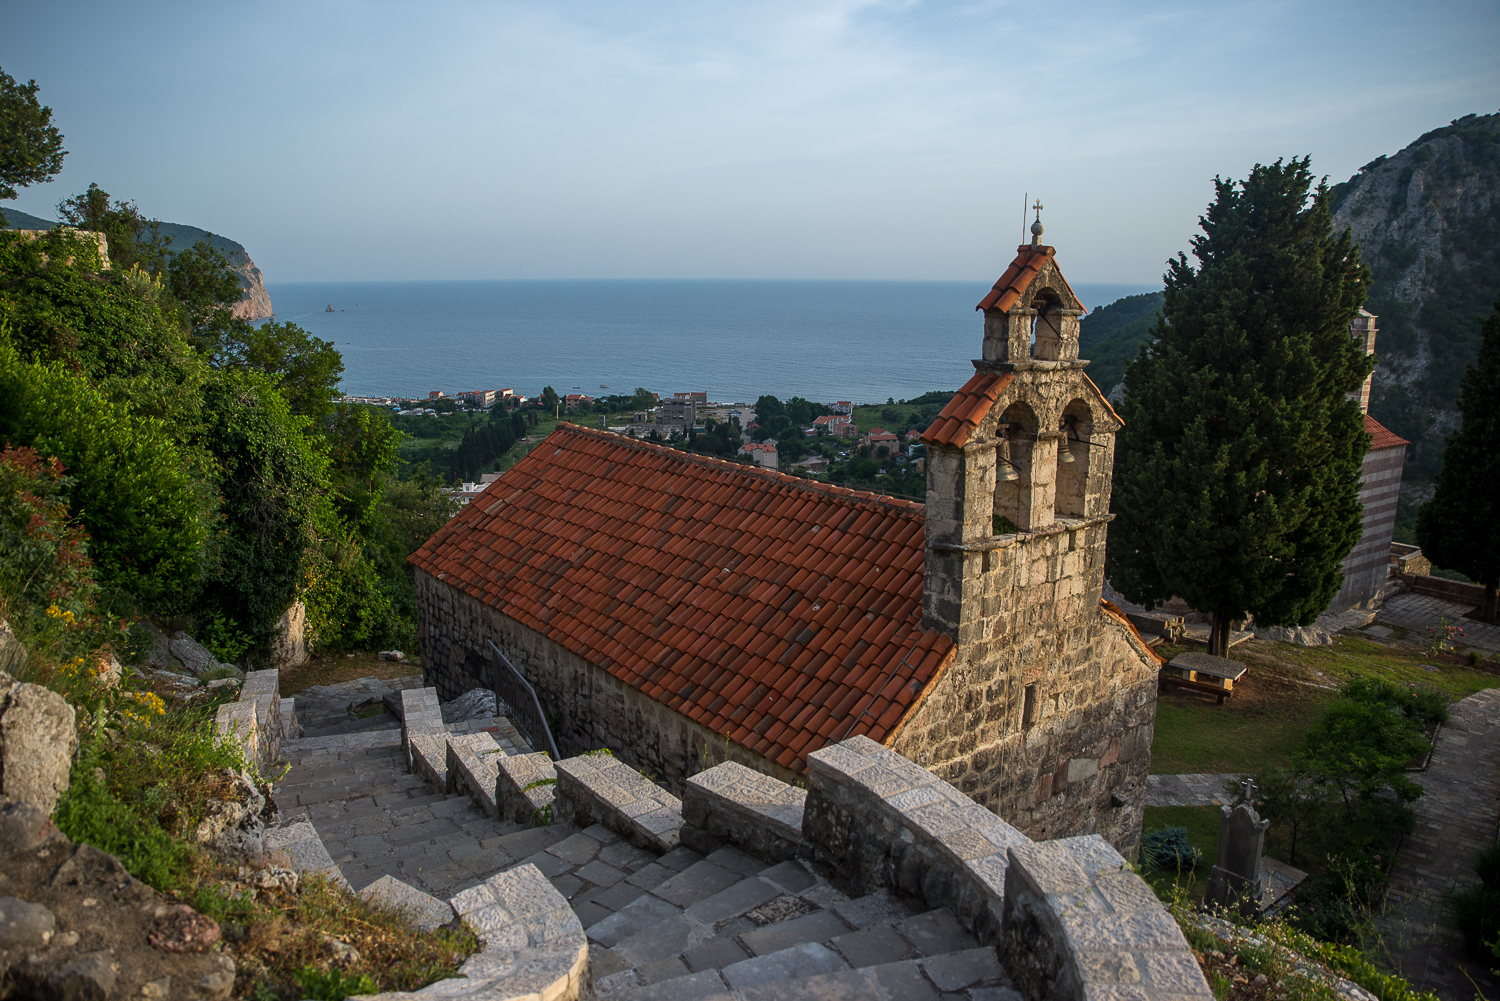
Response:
[1204, 782, 1270, 919]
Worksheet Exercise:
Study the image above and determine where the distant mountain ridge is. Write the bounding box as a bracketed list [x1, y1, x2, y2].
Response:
[1330, 111, 1500, 479]
[0, 207, 273, 322]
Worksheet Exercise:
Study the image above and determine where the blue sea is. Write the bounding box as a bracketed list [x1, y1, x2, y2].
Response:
[266, 280, 1159, 403]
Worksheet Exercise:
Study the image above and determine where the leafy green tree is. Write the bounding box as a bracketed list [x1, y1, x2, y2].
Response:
[193, 373, 323, 642]
[540, 385, 560, 414]
[0, 68, 66, 201]
[57, 184, 168, 275]
[754, 395, 784, 424]
[323, 404, 402, 529]
[166, 239, 242, 347]
[1417, 298, 1500, 622]
[631, 387, 656, 411]
[1108, 158, 1373, 657]
[218, 319, 343, 418]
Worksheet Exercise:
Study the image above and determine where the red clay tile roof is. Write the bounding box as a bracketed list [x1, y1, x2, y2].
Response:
[410, 424, 953, 773]
[976, 245, 1086, 314]
[920, 370, 1014, 448]
[1100, 600, 1166, 666]
[1365, 414, 1408, 452]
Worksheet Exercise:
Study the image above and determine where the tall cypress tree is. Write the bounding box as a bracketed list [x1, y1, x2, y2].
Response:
[1107, 158, 1373, 657]
[1416, 299, 1500, 623]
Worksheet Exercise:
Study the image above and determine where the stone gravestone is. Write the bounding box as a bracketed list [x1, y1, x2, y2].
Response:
[1205, 780, 1270, 919]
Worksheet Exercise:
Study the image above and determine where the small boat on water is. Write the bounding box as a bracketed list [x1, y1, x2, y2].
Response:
[325, 304, 334, 312]
[600, 384, 609, 389]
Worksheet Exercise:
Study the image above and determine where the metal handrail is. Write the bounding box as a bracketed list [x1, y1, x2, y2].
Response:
[485, 639, 561, 760]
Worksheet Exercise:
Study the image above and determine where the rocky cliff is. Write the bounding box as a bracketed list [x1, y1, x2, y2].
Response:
[0, 209, 274, 322]
[153, 221, 274, 322]
[1331, 111, 1500, 479]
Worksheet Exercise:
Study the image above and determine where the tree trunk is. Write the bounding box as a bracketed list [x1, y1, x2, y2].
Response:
[1208, 611, 1232, 659]
[1485, 580, 1498, 625]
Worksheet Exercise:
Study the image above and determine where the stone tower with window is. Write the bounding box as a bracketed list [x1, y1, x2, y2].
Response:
[901, 220, 1161, 853]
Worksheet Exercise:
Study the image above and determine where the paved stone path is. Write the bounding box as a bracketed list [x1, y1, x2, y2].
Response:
[1146, 773, 1238, 807]
[1377, 592, 1500, 654]
[1378, 688, 1500, 1001]
[290, 674, 429, 736]
[274, 700, 1022, 999]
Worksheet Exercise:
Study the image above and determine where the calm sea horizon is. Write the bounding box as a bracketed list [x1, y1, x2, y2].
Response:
[266, 279, 1159, 404]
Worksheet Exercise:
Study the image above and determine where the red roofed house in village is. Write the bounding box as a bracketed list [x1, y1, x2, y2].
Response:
[410, 232, 1162, 852]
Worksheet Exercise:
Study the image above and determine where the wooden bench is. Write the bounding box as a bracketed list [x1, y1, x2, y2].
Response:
[1160, 652, 1248, 704]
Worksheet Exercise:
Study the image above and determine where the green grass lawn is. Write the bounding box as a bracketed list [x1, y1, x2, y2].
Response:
[1149, 635, 1499, 776]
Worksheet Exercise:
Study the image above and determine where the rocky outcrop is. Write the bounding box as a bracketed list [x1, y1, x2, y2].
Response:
[228, 253, 272, 322]
[1331, 112, 1500, 476]
[0, 670, 77, 817]
[0, 800, 235, 1001]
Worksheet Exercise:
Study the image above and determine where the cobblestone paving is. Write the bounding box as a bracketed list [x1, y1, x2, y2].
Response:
[1377, 592, 1500, 654]
[1145, 773, 1238, 807]
[1378, 688, 1500, 1001]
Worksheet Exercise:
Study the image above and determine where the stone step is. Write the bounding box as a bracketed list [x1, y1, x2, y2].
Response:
[565, 836, 1014, 1000]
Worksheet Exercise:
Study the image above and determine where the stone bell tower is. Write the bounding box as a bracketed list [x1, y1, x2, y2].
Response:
[895, 212, 1161, 854]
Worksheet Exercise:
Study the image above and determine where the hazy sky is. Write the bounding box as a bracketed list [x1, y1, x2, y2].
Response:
[3, 1, 1497, 283]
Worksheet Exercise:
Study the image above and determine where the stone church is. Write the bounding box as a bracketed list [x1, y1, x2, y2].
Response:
[411, 233, 1162, 853]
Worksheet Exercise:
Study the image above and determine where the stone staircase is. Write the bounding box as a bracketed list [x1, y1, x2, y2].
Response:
[256, 676, 1209, 1001]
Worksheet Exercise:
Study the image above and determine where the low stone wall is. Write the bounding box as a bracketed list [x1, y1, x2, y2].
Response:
[495, 752, 556, 826]
[680, 760, 807, 863]
[447, 733, 503, 818]
[553, 753, 683, 853]
[213, 669, 286, 776]
[803, 735, 1029, 942]
[678, 735, 1211, 1001]
[400, 687, 444, 772]
[359, 864, 588, 1001]
[1000, 837, 1209, 1000]
[1403, 572, 1488, 607]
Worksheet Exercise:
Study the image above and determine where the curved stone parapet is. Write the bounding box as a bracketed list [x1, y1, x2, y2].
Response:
[354, 863, 587, 1001]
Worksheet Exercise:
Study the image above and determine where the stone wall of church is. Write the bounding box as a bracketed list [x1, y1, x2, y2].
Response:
[899, 509, 1159, 858]
[412, 569, 796, 794]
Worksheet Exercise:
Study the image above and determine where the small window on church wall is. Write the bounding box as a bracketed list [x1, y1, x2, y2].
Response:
[1030, 290, 1064, 361]
[1022, 683, 1038, 727]
[993, 402, 1037, 532]
[1055, 399, 1091, 520]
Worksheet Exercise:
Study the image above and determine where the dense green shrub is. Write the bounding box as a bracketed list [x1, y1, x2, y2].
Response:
[0, 336, 208, 605]
[1140, 825, 1202, 872]
[1342, 676, 1450, 724]
[54, 687, 248, 890]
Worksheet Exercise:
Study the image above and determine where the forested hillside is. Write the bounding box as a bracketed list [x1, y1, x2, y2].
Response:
[1078, 291, 1164, 395]
[1331, 111, 1500, 480]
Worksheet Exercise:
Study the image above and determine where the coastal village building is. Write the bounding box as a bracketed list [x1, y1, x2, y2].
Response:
[739, 440, 778, 469]
[411, 237, 1162, 853]
[658, 398, 697, 428]
[812, 413, 855, 438]
[563, 394, 594, 412]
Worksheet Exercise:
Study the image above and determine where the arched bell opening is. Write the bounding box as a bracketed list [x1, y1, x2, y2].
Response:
[993, 401, 1038, 533]
[1030, 290, 1065, 361]
[1055, 398, 1093, 519]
